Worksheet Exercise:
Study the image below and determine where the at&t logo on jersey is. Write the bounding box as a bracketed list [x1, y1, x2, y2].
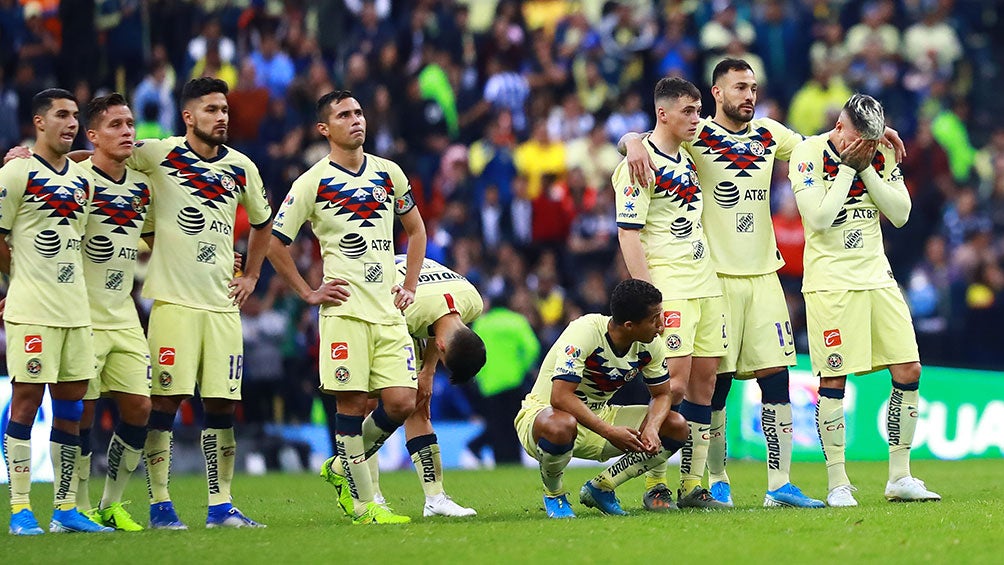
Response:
[823, 329, 842, 347]
[713, 181, 740, 208]
[670, 217, 693, 239]
[24, 335, 43, 353]
[159, 347, 176, 366]
[331, 342, 349, 360]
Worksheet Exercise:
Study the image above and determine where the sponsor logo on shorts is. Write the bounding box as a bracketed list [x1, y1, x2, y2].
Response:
[666, 334, 682, 351]
[26, 358, 42, 376]
[663, 311, 681, 329]
[24, 335, 43, 353]
[159, 347, 176, 366]
[826, 353, 843, 370]
[334, 366, 350, 383]
[159, 371, 172, 388]
[364, 262, 383, 283]
[823, 329, 842, 347]
[331, 342, 349, 360]
[564, 345, 581, 358]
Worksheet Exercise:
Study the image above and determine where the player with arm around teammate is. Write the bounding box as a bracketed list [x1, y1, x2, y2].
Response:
[514, 279, 688, 518]
[789, 94, 939, 507]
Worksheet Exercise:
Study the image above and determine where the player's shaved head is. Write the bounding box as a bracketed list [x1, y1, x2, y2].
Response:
[181, 77, 228, 106]
[654, 76, 700, 105]
[86, 92, 129, 129]
[444, 326, 487, 384]
[32, 88, 77, 118]
[610, 279, 663, 324]
[842, 93, 885, 140]
[316, 90, 355, 122]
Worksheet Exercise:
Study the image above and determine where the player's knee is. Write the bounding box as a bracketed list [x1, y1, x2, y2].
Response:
[892, 362, 921, 385]
[51, 398, 84, 422]
[661, 411, 688, 442]
[540, 410, 577, 444]
[121, 396, 153, 426]
[381, 397, 416, 422]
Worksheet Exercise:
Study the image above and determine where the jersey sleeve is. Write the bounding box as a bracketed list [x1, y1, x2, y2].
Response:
[126, 138, 168, 174]
[239, 160, 272, 228]
[0, 159, 26, 233]
[641, 339, 671, 386]
[271, 178, 314, 245]
[861, 146, 911, 227]
[790, 140, 852, 233]
[550, 322, 590, 384]
[389, 162, 416, 216]
[766, 118, 804, 162]
[613, 160, 650, 230]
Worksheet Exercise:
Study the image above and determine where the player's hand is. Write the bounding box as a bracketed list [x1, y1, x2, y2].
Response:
[417, 368, 434, 420]
[392, 284, 415, 312]
[4, 145, 31, 164]
[233, 252, 244, 274]
[881, 126, 906, 163]
[605, 425, 646, 453]
[305, 279, 351, 306]
[639, 425, 662, 454]
[228, 274, 259, 307]
[840, 138, 877, 172]
[626, 137, 656, 187]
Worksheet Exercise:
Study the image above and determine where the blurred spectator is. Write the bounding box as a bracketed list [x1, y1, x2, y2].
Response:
[596, 1, 657, 88]
[700, 1, 755, 55]
[931, 97, 977, 183]
[228, 60, 271, 147]
[605, 91, 650, 147]
[187, 17, 236, 66]
[18, 1, 57, 84]
[973, 128, 1004, 197]
[98, 0, 145, 87]
[418, 45, 460, 139]
[546, 92, 593, 142]
[565, 121, 622, 191]
[845, 0, 900, 57]
[773, 192, 805, 293]
[515, 119, 566, 199]
[908, 235, 960, 364]
[249, 32, 295, 100]
[941, 188, 991, 251]
[572, 57, 612, 115]
[787, 63, 852, 135]
[809, 19, 849, 79]
[190, 40, 238, 90]
[483, 56, 531, 136]
[132, 60, 176, 137]
[902, 4, 962, 78]
[135, 101, 170, 140]
[753, 0, 805, 103]
[0, 67, 18, 149]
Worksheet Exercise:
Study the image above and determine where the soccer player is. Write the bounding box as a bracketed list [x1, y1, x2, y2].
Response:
[131, 77, 273, 528]
[0, 89, 112, 534]
[395, 254, 484, 517]
[789, 94, 940, 506]
[268, 90, 427, 525]
[72, 93, 153, 531]
[618, 59, 910, 507]
[613, 76, 728, 510]
[514, 278, 688, 518]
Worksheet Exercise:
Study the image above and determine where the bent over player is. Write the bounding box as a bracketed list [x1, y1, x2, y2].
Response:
[790, 94, 939, 506]
[514, 279, 688, 518]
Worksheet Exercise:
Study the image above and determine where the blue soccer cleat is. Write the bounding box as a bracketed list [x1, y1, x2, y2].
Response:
[543, 494, 576, 519]
[710, 481, 734, 507]
[579, 482, 628, 516]
[49, 508, 114, 533]
[206, 503, 266, 528]
[764, 483, 825, 508]
[9, 508, 44, 536]
[149, 501, 188, 530]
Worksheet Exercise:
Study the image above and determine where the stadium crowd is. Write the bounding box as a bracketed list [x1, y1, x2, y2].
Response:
[0, 0, 1001, 451]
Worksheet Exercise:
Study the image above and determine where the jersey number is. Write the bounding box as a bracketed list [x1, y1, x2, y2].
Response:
[774, 322, 794, 347]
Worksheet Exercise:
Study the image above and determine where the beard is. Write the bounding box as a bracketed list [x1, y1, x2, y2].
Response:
[193, 123, 227, 146]
[722, 100, 754, 124]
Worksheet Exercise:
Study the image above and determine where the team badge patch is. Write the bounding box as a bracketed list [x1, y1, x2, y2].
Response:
[220, 174, 236, 191]
[159, 371, 172, 388]
[826, 353, 843, 370]
[749, 140, 765, 156]
[26, 358, 42, 376]
[131, 195, 145, 213]
[334, 366, 350, 383]
[624, 368, 639, 382]
[666, 334, 682, 351]
[372, 186, 388, 202]
[74, 187, 87, 206]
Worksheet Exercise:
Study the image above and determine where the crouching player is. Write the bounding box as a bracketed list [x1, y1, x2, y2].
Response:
[790, 93, 940, 506]
[514, 279, 688, 518]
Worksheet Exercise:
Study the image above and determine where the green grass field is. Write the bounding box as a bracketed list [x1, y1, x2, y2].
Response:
[2, 459, 1001, 563]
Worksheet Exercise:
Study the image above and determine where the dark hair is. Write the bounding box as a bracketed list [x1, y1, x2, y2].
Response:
[32, 88, 77, 118]
[86, 92, 129, 129]
[181, 77, 228, 106]
[444, 326, 487, 385]
[316, 89, 355, 122]
[654, 76, 700, 104]
[610, 279, 662, 324]
[711, 58, 754, 85]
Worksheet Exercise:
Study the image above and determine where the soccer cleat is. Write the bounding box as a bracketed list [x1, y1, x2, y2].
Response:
[206, 503, 266, 528]
[50, 508, 114, 533]
[885, 476, 941, 502]
[579, 482, 628, 516]
[9, 509, 44, 536]
[827, 484, 859, 507]
[149, 501, 188, 530]
[83, 508, 102, 524]
[423, 493, 477, 517]
[320, 456, 354, 517]
[352, 501, 411, 525]
[99, 502, 144, 531]
[710, 481, 734, 507]
[543, 494, 576, 519]
[642, 484, 678, 512]
[678, 486, 730, 509]
[764, 483, 825, 508]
